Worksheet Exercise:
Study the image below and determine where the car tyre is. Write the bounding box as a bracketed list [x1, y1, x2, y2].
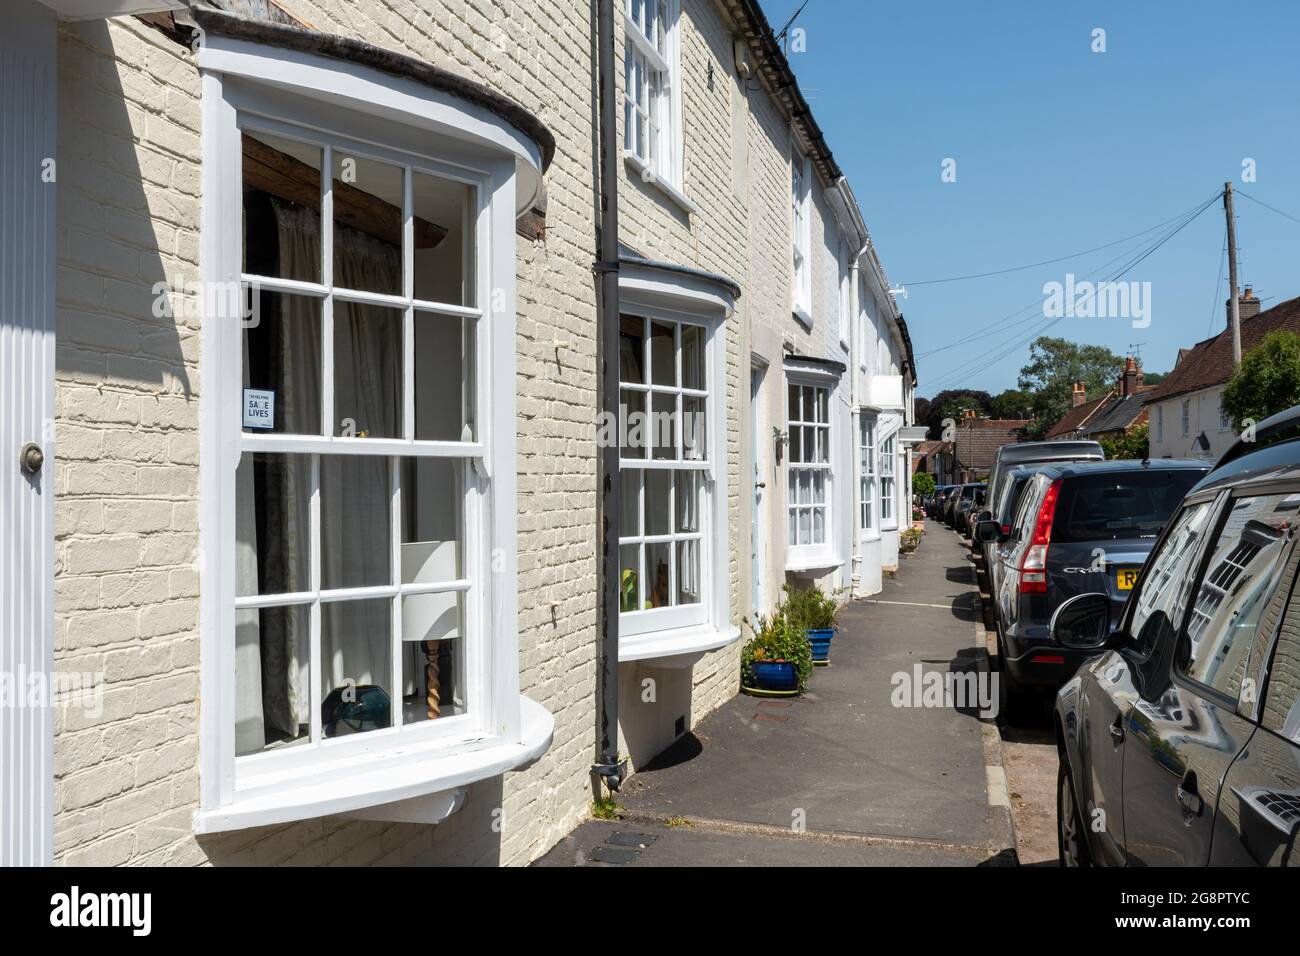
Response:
[1057, 762, 1092, 867]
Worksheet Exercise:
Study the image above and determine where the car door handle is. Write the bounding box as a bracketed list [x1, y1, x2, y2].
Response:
[1177, 771, 1204, 818]
[1109, 715, 1124, 744]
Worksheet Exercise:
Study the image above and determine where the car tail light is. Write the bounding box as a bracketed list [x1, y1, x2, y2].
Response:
[1018, 479, 1062, 594]
[1033, 654, 1065, 665]
[1000, 523, 1010, 535]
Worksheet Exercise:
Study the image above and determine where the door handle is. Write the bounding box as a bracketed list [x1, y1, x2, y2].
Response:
[1109, 715, 1124, 744]
[1177, 771, 1204, 818]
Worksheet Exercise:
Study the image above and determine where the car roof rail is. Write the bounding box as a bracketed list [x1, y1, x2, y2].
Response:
[1215, 404, 1300, 470]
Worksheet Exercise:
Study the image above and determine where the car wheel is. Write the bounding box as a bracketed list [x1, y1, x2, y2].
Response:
[1057, 762, 1092, 867]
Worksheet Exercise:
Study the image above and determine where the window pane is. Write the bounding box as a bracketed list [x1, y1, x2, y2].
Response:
[817, 388, 828, 423]
[812, 470, 826, 506]
[813, 506, 825, 544]
[788, 383, 800, 421]
[235, 603, 310, 756]
[650, 320, 675, 386]
[645, 541, 671, 608]
[414, 312, 476, 442]
[332, 152, 403, 296]
[676, 540, 700, 606]
[236, 453, 312, 597]
[682, 324, 705, 391]
[1181, 495, 1299, 695]
[334, 303, 402, 438]
[798, 507, 810, 546]
[645, 469, 671, 536]
[787, 425, 802, 463]
[620, 543, 642, 612]
[241, 130, 322, 284]
[400, 457, 461, 585]
[788, 502, 797, 546]
[1128, 502, 1213, 657]
[321, 598, 392, 737]
[320, 456, 391, 590]
[242, 292, 322, 435]
[413, 171, 476, 307]
[621, 389, 647, 459]
[803, 387, 815, 422]
[619, 315, 646, 384]
[675, 471, 698, 532]
[683, 395, 706, 460]
[620, 469, 641, 537]
[401, 592, 465, 724]
[651, 392, 677, 460]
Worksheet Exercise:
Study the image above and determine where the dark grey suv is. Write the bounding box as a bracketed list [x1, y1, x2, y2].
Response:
[1054, 407, 1300, 865]
[981, 459, 1209, 713]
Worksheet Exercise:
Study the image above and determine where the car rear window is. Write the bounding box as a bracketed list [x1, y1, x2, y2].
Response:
[961, 485, 976, 499]
[1051, 469, 1205, 543]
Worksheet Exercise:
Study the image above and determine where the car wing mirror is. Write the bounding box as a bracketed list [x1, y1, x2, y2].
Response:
[975, 519, 1001, 544]
[1050, 593, 1111, 650]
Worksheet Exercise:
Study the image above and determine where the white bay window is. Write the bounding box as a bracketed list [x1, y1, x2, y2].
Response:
[859, 414, 876, 533]
[616, 258, 739, 663]
[785, 361, 839, 570]
[196, 21, 551, 831]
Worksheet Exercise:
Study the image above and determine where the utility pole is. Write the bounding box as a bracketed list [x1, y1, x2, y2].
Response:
[1224, 181, 1242, 367]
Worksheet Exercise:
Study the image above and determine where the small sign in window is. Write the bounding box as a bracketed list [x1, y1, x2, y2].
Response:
[243, 388, 275, 429]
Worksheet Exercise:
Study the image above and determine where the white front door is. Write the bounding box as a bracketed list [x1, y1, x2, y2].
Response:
[750, 364, 765, 615]
[0, 0, 57, 865]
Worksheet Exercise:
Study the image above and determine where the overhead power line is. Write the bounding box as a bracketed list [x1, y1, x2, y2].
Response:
[1236, 188, 1300, 227]
[920, 192, 1221, 394]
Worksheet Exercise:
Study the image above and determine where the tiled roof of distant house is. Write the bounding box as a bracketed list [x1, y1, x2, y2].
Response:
[1046, 392, 1111, 438]
[1078, 391, 1151, 436]
[1144, 296, 1300, 405]
[953, 419, 1030, 470]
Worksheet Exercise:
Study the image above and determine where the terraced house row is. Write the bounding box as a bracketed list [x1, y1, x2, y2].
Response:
[0, 0, 918, 866]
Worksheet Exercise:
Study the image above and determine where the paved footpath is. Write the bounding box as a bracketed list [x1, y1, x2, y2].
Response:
[536, 521, 1016, 867]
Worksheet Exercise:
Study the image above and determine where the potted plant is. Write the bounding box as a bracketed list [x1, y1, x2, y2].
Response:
[740, 611, 812, 696]
[781, 583, 840, 666]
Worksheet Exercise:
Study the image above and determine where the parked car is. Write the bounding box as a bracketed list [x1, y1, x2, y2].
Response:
[959, 486, 986, 539]
[926, 485, 954, 519]
[981, 464, 1041, 600]
[1054, 407, 1300, 865]
[979, 439, 1104, 532]
[947, 483, 977, 529]
[980, 459, 1209, 716]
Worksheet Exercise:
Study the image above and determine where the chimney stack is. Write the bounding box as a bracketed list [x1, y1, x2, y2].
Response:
[1119, 356, 1140, 397]
[1229, 286, 1261, 326]
[1072, 382, 1087, 407]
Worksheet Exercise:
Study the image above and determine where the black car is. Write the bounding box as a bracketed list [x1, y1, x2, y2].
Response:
[926, 485, 955, 519]
[1054, 408, 1300, 865]
[981, 459, 1209, 713]
[947, 483, 977, 529]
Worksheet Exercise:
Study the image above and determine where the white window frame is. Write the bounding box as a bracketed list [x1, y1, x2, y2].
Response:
[859, 412, 877, 535]
[1181, 399, 1191, 437]
[785, 368, 835, 570]
[1219, 394, 1231, 431]
[879, 428, 898, 529]
[195, 37, 550, 832]
[623, 0, 683, 194]
[791, 150, 812, 325]
[616, 263, 737, 663]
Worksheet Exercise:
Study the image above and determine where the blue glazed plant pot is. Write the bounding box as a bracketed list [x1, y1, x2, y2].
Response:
[806, 628, 834, 664]
[750, 660, 798, 691]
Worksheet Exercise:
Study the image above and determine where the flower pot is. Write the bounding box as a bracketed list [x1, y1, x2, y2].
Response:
[750, 660, 798, 691]
[806, 627, 834, 665]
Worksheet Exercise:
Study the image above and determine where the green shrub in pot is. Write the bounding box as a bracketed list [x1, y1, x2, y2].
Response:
[740, 610, 813, 693]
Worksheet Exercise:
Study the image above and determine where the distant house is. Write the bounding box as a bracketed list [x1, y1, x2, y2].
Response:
[1145, 291, 1300, 460]
[951, 414, 1030, 482]
[912, 440, 952, 484]
[1046, 356, 1152, 444]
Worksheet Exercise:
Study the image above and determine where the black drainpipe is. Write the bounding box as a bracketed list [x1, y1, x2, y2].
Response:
[592, 0, 625, 793]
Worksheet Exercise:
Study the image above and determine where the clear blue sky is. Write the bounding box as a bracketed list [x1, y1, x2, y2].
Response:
[764, 0, 1300, 399]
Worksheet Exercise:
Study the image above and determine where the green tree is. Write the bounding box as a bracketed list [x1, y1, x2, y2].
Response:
[912, 472, 936, 496]
[919, 389, 993, 439]
[989, 388, 1033, 420]
[1098, 422, 1149, 460]
[1142, 370, 1166, 387]
[1222, 330, 1300, 428]
[1018, 337, 1123, 434]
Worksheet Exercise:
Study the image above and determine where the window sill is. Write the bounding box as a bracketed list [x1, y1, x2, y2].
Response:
[785, 549, 839, 573]
[619, 622, 742, 668]
[792, 306, 813, 329]
[624, 154, 697, 215]
[193, 696, 553, 834]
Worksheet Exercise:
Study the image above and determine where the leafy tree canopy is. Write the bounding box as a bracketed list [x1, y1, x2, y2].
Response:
[916, 389, 993, 439]
[912, 472, 936, 496]
[989, 388, 1034, 420]
[1222, 330, 1300, 429]
[1018, 336, 1123, 431]
[1098, 421, 1149, 461]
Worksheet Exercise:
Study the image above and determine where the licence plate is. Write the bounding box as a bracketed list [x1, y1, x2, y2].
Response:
[1116, 568, 1139, 591]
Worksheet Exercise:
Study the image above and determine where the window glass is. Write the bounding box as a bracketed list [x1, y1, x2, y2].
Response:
[412, 170, 476, 307]
[617, 312, 708, 622]
[1260, 551, 1300, 741]
[242, 293, 323, 435]
[859, 416, 875, 531]
[332, 151, 403, 296]
[333, 303, 402, 438]
[242, 130, 322, 283]
[788, 381, 829, 546]
[1128, 501, 1213, 657]
[1180, 494, 1300, 698]
[879, 433, 895, 523]
[1050, 469, 1204, 544]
